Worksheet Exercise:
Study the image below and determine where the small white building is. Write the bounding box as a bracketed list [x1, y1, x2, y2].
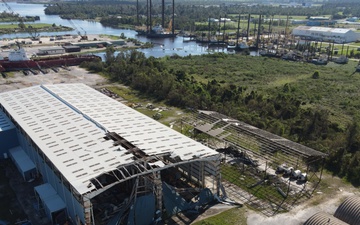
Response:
[292, 26, 360, 43]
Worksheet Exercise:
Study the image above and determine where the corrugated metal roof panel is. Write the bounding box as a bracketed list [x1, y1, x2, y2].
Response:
[303, 212, 349, 225]
[334, 195, 360, 225]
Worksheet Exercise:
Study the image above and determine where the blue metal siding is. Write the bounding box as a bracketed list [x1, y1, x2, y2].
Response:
[17, 133, 86, 224]
[0, 129, 19, 158]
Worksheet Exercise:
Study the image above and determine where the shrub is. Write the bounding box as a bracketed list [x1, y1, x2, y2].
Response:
[312, 71, 320, 79]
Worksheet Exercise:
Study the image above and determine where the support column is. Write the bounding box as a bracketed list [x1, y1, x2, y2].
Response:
[83, 198, 93, 225]
[154, 171, 163, 220]
[201, 161, 205, 188]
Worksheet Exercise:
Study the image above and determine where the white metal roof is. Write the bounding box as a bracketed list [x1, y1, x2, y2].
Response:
[0, 83, 218, 195]
[293, 26, 352, 34]
[0, 110, 15, 132]
[44, 83, 217, 160]
[38, 46, 65, 51]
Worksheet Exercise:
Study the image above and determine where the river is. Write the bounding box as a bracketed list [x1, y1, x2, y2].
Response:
[0, 2, 229, 57]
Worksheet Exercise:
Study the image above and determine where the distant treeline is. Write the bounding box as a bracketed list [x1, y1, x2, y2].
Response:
[0, 12, 40, 22]
[44, 2, 360, 30]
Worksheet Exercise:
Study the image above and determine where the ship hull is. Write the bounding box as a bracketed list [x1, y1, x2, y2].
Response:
[0, 54, 101, 72]
[146, 33, 177, 38]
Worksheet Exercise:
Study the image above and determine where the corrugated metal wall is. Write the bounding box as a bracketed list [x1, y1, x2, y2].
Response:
[334, 196, 360, 225]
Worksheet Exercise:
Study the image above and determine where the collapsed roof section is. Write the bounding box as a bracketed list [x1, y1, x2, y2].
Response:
[0, 84, 219, 197]
[194, 110, 327, 161]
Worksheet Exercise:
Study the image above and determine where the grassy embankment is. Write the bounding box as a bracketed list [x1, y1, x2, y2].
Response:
[192, 207, 247, 225]
[0, 23, 73, 34]
[163, 54, 360, 129]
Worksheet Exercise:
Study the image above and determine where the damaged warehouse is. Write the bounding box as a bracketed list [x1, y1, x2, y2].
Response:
[190, 110, 327, 216]
[0, 83, 221, 225]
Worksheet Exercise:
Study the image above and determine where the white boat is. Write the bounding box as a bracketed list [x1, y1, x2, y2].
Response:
[333, 55, 349, 64]
[146, 24, 177, 38]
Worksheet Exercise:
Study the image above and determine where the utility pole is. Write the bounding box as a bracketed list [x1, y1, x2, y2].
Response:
[146, 0, 149, 32]
[208, 17, 211, 42]
[223, 15, 226, 42]
[247, 13, 251, 42]
[218, 15, 221, 40]
[236, 14, 241, 47]
[137, 0, 139, 24]
[162, 0, 165, 28]
[256, 14, 262, 50]
[149, 0, 152, 33]
[172, 0, 175, 34]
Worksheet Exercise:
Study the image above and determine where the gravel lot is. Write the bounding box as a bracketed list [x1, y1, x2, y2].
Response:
[0, 66, 107, 93]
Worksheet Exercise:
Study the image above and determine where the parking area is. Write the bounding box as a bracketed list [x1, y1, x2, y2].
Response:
[0, 66, 107, 93]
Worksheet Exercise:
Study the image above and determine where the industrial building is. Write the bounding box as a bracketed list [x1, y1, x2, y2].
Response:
[292, 26, 360, 43]
[37, 47, 66, 55]
[70, 40, 125, 49]
[62, 45, 81, 53]
[0, 83, 220, 225]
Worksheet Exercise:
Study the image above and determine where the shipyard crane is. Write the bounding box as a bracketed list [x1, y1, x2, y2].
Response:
[55, 3, 88, 41]
[1, 0, 40, 41]
[67, 19, 88, 41]
[1, 0, 17, 16]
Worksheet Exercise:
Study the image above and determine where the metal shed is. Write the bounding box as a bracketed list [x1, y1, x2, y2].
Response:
[334, 196, 360, 225]
[303, 212, 349, 225]
[34, 183, 67, 224]
[8, 146, 36, 181]
[62, 45, 81, 53]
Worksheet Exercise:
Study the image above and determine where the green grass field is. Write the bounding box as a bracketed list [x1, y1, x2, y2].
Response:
[163, 54, 360, 128]
[192, 207, 247, 225]
[0, 23, 57, 29]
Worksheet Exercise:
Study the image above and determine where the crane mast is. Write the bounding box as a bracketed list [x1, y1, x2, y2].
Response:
[55, 3, 88, 41]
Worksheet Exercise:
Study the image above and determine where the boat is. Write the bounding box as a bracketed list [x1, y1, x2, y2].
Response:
[281, 51, 302, 61]
[233, 42, 249, 52]
[0, 46, 101, 72]
[135, 29, 147, 36]
[333, 55, 349, 64]
[146, 25, 177, 38]
[310, 58, 328, 65]
[259, 49, 278, 57]
[227, 41, 236, 50]
[208, 40, 227, 48]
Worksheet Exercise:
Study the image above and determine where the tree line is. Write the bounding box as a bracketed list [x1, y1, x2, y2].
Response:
[44, 1, 360, 31]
